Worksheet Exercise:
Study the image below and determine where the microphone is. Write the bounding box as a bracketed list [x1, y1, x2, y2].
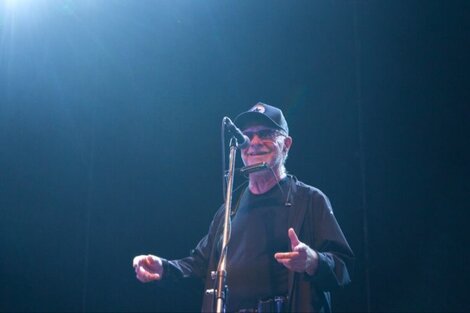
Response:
[223, 117, 250, 149]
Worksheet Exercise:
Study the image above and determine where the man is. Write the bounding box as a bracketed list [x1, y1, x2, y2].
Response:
[133, 103, 354, 312]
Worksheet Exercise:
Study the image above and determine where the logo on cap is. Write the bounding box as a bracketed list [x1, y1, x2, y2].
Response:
[250, 103, 266, 113]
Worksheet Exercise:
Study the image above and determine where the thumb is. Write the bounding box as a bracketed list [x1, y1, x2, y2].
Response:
[288, 228, 300, 248]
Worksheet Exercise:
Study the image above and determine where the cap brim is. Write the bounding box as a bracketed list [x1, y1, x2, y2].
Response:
[234, 111, 285, 132]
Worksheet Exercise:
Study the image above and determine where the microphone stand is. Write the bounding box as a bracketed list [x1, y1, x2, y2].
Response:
[209, 136, 240, 313]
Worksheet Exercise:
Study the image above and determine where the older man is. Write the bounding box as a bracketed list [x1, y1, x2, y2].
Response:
[133, 103, 354, 312]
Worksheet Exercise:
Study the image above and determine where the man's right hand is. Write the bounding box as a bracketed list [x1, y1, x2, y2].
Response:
[132, 254, 163, 283]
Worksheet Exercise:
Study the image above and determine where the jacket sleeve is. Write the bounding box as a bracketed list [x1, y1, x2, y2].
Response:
[161, 206, 224, 282]
[307, 189, 355, 291]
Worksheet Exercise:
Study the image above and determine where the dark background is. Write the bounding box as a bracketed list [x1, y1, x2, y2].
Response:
[0, 1, 468, 312]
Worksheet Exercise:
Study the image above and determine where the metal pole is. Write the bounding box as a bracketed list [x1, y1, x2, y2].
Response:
[214, 137, 238, 313]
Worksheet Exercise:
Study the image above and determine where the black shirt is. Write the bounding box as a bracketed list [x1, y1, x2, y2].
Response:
[224, 177, 291, 312]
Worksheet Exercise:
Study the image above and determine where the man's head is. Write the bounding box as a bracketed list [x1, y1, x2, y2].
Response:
[235, 102, 292, 175]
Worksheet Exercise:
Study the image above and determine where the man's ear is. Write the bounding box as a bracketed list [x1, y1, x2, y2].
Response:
[284, 136, 292, 151]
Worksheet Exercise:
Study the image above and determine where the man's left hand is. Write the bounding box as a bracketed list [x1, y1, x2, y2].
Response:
[274, 228, 319, 275]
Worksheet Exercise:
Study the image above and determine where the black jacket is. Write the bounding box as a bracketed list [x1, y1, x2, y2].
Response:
[162, 177, 354, 312]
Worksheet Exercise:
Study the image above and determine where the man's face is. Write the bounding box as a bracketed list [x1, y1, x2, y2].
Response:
[240, 124, 292, 169]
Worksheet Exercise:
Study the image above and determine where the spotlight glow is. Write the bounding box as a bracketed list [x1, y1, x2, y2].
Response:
[4, 0, 19, 9]
[2, 0, 41, 12]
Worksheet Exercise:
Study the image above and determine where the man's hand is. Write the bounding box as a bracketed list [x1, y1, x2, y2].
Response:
[274, 228, 319, 275]
[132, 254, 163, 283]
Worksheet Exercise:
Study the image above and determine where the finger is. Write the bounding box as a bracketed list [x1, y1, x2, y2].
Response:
[276, 256, 306, 270]
[288, 228, 300, 247]
[145, 255, 155, 265]
[276, 258, 302, 271]
[274, 251, 300, 260]
[136, 266, 160, 281]
[276, 258, 291, 267]
[133, 256, 144, 268]
[136, 269, 149, 283]
[136, 266, 148, 281]
[146, 272, 160, 280]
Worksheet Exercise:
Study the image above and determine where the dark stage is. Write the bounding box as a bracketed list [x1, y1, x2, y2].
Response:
[0, 1, 468, 312]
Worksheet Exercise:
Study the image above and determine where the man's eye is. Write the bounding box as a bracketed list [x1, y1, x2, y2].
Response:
[259, 130, 274, 138]
[258, 131, 268, 138]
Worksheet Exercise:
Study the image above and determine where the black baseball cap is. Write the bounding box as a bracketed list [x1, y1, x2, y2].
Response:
[234, 102, 289, 135]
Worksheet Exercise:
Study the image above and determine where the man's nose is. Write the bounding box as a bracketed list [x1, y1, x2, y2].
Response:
[249, 134, 264, 145]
